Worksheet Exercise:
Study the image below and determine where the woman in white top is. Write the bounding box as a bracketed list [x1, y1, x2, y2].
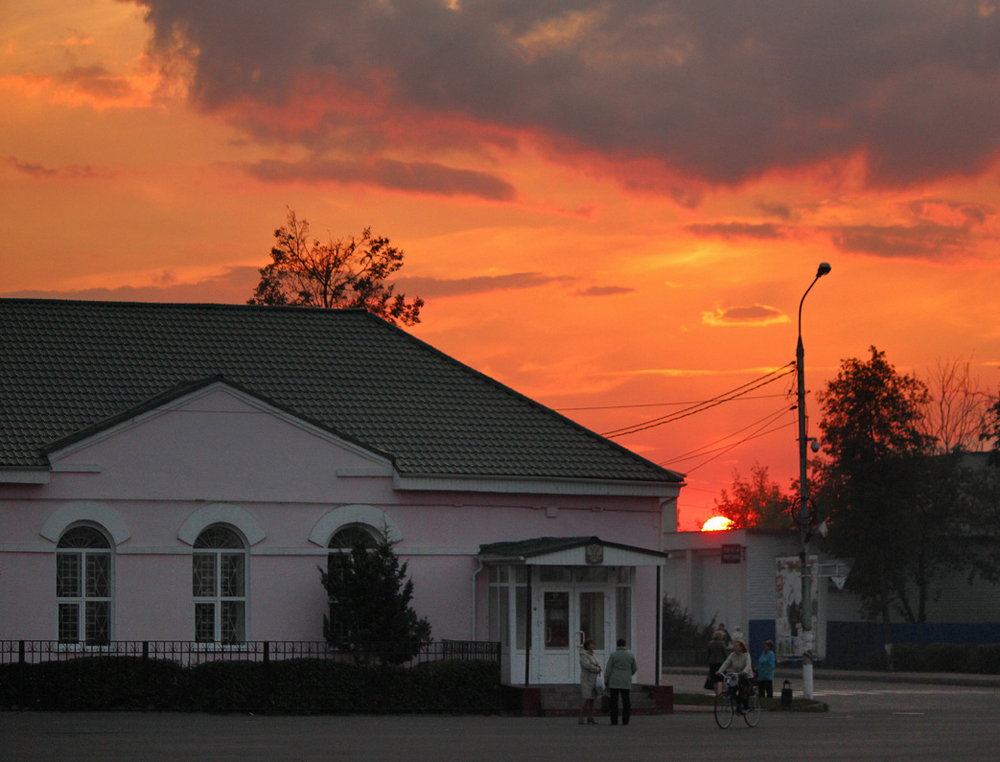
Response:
[716, 638, 754, 678]
[716, 638, 754, 711]
[578, 638, 602, 725]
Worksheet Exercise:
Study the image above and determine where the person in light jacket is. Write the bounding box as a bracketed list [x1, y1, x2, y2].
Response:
[578, 638, 602, 725]
[717, 638, 754, 711]
[604, 638, 638, 726]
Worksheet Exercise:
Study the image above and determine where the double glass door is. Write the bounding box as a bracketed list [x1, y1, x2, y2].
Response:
[538, 589, 607, 683]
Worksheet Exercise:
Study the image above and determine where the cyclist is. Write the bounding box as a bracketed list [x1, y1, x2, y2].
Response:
[716, 638, 754, 712]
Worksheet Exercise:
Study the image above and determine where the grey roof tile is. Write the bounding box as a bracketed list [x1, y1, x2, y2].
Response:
[0, 299, 682, 484]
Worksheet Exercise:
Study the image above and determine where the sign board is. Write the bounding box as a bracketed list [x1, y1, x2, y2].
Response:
[775, 554, 819, 659]
[721, 544, 742, 564]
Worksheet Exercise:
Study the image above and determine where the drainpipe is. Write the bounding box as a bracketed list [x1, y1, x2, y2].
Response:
[471, 558, 484, 640]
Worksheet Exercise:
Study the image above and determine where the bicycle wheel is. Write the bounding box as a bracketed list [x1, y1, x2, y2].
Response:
[743, 690, 761, 727]
[714, 692, 734, 729]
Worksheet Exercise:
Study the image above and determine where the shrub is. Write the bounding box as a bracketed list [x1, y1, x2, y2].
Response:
[0, 655, 500, 714]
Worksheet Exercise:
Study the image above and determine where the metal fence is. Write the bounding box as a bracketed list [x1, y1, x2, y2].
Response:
[1, 639, 500, 668]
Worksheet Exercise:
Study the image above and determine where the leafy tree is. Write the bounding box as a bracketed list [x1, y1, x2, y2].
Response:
[983, 392, 1000, 463]
[661, 597, 717, 658]
[713, 462, 792, 530]
[320, 534, 432, 665]
[249, 209, 424, 326]
[812, 346, 975, 652]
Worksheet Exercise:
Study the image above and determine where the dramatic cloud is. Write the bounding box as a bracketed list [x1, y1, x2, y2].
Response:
[137, 1, 1000, 193]
[702, 304, 788, 326]
[244, 157, 515, 200]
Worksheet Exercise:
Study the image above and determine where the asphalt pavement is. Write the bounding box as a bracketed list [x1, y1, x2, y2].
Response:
[1, 670, 997, 762]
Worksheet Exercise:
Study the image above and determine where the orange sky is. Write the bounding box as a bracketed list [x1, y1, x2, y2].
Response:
[4, 1, 1000, 529]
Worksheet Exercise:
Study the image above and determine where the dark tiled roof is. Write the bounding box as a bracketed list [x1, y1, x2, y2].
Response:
[0, 299, 682, 484]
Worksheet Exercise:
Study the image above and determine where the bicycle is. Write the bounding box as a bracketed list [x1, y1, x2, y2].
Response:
[714, 672, 761, 729]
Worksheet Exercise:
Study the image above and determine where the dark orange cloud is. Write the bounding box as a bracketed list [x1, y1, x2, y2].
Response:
[1, 267, 260, 304]
[830, 196, 996, 259]
[136, 1, 1000, 195]
[244, 157, 516, 200]
[685, 222, 789, 240]
[6, 156, 110, 180]
[577, 286, 635, 297]
[396, 272, 575, 298]
[830, 222, 980, 260]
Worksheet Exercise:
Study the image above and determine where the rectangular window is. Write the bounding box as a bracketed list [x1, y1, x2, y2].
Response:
[221, 601, 245, 644]
[544, 591, 570, 649]
[56, 554, 81, 597]
[515, 586, 528, 650]
[193, 553, 216, 597]
[85, 601, 110, 645]
[539, 567, 571, 583]
[195, 602, 215, 643]
[220, 554, 245, 597]
[488, 586, 510, 647]
[58, 603, 80, 643]
[616, 586, 631, 645]
[86, 554, 111, 598]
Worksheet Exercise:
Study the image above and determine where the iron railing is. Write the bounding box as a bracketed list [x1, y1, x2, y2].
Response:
[1, 639, 500, 668]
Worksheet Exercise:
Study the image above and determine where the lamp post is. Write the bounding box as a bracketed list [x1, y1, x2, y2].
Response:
[796, 262, 830, 700]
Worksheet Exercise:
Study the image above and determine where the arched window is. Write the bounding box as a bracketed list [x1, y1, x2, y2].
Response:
[193, 525, 246, 644]
[56, 525, 112, 645]
[329, 524, 381, 550]
[325, 525, 382, 642]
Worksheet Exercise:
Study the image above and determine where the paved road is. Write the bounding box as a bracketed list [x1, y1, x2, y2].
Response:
[2, 674, 997, 762]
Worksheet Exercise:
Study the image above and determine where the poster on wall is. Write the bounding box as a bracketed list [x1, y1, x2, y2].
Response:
[775, 554, 819, 660]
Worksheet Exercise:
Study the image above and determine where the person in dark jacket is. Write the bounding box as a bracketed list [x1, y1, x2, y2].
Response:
[706, 630, 728, 695]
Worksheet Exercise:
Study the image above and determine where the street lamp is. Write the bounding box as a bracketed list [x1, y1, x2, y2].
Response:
[795, 262, 830, 700]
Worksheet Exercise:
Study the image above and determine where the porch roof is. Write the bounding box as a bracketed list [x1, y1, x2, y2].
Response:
[478, 536, 669, 566]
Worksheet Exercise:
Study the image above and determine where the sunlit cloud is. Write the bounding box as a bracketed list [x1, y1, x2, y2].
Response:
[0, 64, 159, 110]
[702, 305, 789, 327]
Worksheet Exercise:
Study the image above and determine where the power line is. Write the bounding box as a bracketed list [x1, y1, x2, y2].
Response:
[601, 364, 795, 438]
[556, 392, 790, 412]
[661, 405, 793, 465]
[677, 419, 798, 474]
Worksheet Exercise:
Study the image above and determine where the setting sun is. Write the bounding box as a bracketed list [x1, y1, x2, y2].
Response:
[701, 516, 735, 532]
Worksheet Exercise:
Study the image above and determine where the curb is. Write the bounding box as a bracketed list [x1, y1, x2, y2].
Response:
[663, 666, 1000, 689]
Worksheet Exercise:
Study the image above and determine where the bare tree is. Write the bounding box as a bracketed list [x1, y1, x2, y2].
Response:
[917, 357, 993, 453]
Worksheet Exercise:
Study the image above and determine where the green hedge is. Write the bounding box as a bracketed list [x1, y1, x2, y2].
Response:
[889, 643, 1000, 674]
[0, 657, 501, 714]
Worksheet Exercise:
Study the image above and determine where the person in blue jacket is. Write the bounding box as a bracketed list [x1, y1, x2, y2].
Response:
[756, 639, 776, 698]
